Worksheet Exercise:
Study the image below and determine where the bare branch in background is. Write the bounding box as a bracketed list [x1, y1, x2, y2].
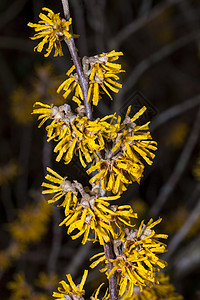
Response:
[150, 107, 200, 217]
[0, 0, 28, 29]
[114, 30, 200, 112]
[150, 94, 200, 131]
[173, 234, 200, 277]
[165, 199, 200, 260]
[109, 0, 182, 49]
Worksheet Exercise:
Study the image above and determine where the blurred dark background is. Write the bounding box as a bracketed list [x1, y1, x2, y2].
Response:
[0, 0, 200, 299]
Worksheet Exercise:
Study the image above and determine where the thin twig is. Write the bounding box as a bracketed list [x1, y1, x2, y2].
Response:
[150, 94, 200, 131]
[165, 199, 200, 260]
[61, 0, 92, 120]
[65, 242, 92, 278]
[150, 106, 200, 217]
[115, 30, 200, 109]
[173, 234, 200, 277]
[0, 0, 28, 29]
[109, 0, 182, 49]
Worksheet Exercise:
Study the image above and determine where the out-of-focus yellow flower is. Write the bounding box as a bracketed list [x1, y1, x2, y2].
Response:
[10, 64, 65, 124]
[90, 283, 109, 300]
[0, 161, 18, 185]
[165, 122, 188, 148]
[52, 270, 88, 300]
[121, 273, 183, 300]
[87, 155, 144, 195]
[193, 153, 200, 181]
[8, 272, 51, 300]
[8, 201, 51, 244]
[35, 272, 59, 293]
[28, 7, 72, 57]
[91, 218, 168, 297]
[8, 272, 33, 300]
[85, 50, 124, 106]
[42, 167, 137, 245]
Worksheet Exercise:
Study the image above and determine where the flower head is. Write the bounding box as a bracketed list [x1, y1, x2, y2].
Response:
[87, 155, 144, 195]
[28, 7, 72, 57]
[90, 218, 168, 297]
[85, 50, 124, 106]
[57, 50, 124, 106]
[52, 270, 88, 300]
[32, 102, 119, 167]
[42, 167, 137, 245]
[112, 106, 157, 165]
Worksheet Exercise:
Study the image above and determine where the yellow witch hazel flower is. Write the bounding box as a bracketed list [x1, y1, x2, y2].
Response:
[57, 50, 124, 106]
[32, 102, 119, 167]
[112, 106, 157, 165]
[42, 167, 137, 245]
[53, 270, 88, 300]
[87, 106, 156, 194]
[28, 7, 72, 57]
[87, 154, 144, 195]
[121, 273, 183, 300]
[90, 218, 168, 297]
[85, 50, 125, 106]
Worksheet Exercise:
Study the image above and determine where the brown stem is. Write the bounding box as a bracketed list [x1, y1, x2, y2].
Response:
[103, 242, 118, 300]
[61, 0, 92, 120]
[61, 1, 118, 298]
[100, 186, 118, 299]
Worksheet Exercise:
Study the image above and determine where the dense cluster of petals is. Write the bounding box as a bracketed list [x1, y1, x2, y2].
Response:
[90, 218, 168, 297]
[87, 106, 157, 194]
[87, 155, 144, 195]
[28, 7, 72, 57]
[42, 168, 137, 245]
[32, 102, 117, 167]
[33, 102, 157, 193]
[57, 50, 124, 106]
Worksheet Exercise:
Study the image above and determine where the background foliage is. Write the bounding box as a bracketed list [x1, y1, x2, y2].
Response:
[0, 0, 200, 299]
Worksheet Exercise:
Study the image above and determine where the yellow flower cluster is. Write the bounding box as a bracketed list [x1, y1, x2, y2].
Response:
[33, 102, 156, 194]
[28, 7, 72, 57]
[32, 102, 120, 167]
[8, 201, 51, 244]
[42, 167, 137, 245]
[121, 273, 183, 300]
[87, 106, 157, 194]
[90, 218, 168, 297]
[52, 270, 88, 300]
[57, 50, 124, 106]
